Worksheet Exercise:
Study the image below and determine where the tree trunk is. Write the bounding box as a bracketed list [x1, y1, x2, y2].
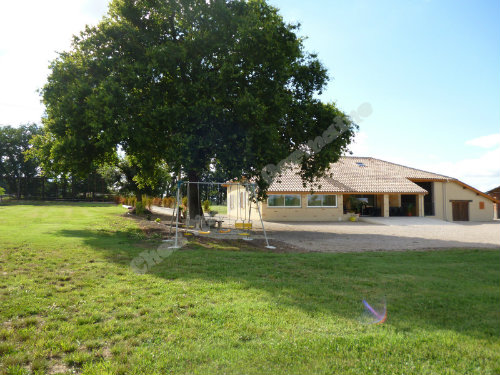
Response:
[16, 174, 21, 200]
[62, 177, 67, 199]
[187, 171, 203, 220]
[71, 175, 75, 199]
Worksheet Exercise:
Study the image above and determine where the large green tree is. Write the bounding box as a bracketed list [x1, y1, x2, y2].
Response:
[39, 0, 356, 218]
[0, 124, 43, 199]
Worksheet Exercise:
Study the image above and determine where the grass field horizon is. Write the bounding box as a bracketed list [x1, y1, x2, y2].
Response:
[0, 203, 499, 374]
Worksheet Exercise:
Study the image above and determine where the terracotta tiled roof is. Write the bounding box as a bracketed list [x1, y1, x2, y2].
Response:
[268, 157, 453, 194]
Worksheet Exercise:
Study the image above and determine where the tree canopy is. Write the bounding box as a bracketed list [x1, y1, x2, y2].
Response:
[98, 156, 173, 200]
[0, 124, 43, 199]
[38, 0, 356, 215]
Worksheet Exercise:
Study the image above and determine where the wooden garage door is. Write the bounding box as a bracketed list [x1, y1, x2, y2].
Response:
[452, 201, 469, 221]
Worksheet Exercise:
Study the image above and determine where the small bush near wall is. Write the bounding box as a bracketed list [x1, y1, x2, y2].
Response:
[143, 196, 153, 211]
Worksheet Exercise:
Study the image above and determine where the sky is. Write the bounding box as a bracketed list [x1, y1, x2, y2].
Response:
[0, 0, 499, 191]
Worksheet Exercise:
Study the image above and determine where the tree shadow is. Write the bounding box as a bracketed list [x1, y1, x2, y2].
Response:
[0, 201, 116, 208]
[56, 227, 500, 341]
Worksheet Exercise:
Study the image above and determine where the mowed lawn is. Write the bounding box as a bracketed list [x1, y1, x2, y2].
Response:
[0, 203, 499, 375]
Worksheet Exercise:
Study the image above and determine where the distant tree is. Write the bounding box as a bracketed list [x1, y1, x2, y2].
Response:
[99, 157, 173, 200]
[0, 124, 43, 199]
[38, 0, 356, 219]
[0, 186, 5, 201]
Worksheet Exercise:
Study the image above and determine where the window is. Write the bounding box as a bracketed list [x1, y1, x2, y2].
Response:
[267, 194, 301, 207]
[307, 194, 337, 207]
[356, 162, 366, 167]
[240, 192, 245, 209]
[229, 194, 234, 210]
[479, 201, 485, 210]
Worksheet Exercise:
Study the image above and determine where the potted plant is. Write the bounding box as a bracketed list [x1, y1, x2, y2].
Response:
[406, 203, 414, 216]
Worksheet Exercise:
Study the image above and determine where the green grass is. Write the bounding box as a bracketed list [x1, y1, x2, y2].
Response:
[208, 205, 227, 215]
[0, 202, 499, 375]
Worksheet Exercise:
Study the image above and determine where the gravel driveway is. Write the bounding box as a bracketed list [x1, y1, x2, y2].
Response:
[151, 206, 499, 252]
[260, 219, 500, 252]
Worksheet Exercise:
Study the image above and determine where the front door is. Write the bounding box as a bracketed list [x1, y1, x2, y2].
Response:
[452, 201, 469, 221]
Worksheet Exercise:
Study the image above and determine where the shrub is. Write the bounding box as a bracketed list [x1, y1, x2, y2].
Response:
[167, 197, 176, 208]
[143, 196, 153, 211]
[130, 197, 137, 207]
[162, 197, 169, 207]
[153, 197, 162, 206]
[203, 199, 210, 212]
[135, 201, 145, 215]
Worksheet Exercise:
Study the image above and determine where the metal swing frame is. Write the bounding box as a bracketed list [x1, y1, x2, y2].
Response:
[169, 181, 274, 249]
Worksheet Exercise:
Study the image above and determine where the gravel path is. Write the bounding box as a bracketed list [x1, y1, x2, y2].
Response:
[151, 206, 499, 252]
[261, 220, 500, 252]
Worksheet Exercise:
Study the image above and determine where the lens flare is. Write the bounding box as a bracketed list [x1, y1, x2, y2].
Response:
[362, 298, 387, 324]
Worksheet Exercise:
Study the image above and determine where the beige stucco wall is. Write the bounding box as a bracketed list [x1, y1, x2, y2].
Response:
[432, 181, 494, 222]
[261, 193, 344, 222]
[226, 185, 261, 221]
[227, 185, 344, 222]
[389, 194, 401, 207]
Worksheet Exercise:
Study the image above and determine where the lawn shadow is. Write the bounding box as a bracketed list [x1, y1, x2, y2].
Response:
[56, 227, 500, 342]
[0, 201, 116, 208]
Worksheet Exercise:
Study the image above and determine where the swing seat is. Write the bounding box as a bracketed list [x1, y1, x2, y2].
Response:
[183, 232, 193, 236]
[235, 222, 252, 230]
[237, 232, 250, 236]
[219, 229, 231, 233]
[199, 230, 210, 234]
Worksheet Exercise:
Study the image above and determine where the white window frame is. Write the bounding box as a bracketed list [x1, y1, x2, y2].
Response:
[307, 194, 338, 208]
[267, 194, 302, 208]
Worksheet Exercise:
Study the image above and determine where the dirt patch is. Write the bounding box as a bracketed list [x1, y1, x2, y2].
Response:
[125, 212, 304, 253]
[190, 235, 307, 253]
[123, 212, 175, 237]
[48, 362, 71, 375]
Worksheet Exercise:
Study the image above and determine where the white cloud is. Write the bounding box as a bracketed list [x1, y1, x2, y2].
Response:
[465, 133, 500, 148]
[417, 135, 500, 191]
[349, 132, 500, 192]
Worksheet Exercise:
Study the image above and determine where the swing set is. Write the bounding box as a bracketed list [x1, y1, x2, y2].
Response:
[168, 181, 274, 249]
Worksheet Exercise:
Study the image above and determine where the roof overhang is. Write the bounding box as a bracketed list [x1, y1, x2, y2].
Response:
[454, 180, 500, 203]
[410, 178, 499, 203]
[266, 191, 427, 195]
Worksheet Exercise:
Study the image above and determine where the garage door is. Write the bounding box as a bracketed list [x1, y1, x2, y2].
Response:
[452, 201, 469, 221]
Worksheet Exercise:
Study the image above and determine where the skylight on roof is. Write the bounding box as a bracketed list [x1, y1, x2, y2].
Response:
[356, 162, 367, 167]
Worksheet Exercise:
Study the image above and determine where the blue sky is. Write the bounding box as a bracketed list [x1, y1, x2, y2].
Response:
[0, 0, 498, 190]
[269, 0, 500, 191]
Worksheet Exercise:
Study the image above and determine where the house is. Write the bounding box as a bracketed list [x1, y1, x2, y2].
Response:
[486, 186, 500, 219]
[226, 157, 498, 222]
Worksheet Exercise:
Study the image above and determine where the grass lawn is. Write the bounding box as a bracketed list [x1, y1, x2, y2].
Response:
[208, 205, 227, 215]
[0, 203, 499, 375]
